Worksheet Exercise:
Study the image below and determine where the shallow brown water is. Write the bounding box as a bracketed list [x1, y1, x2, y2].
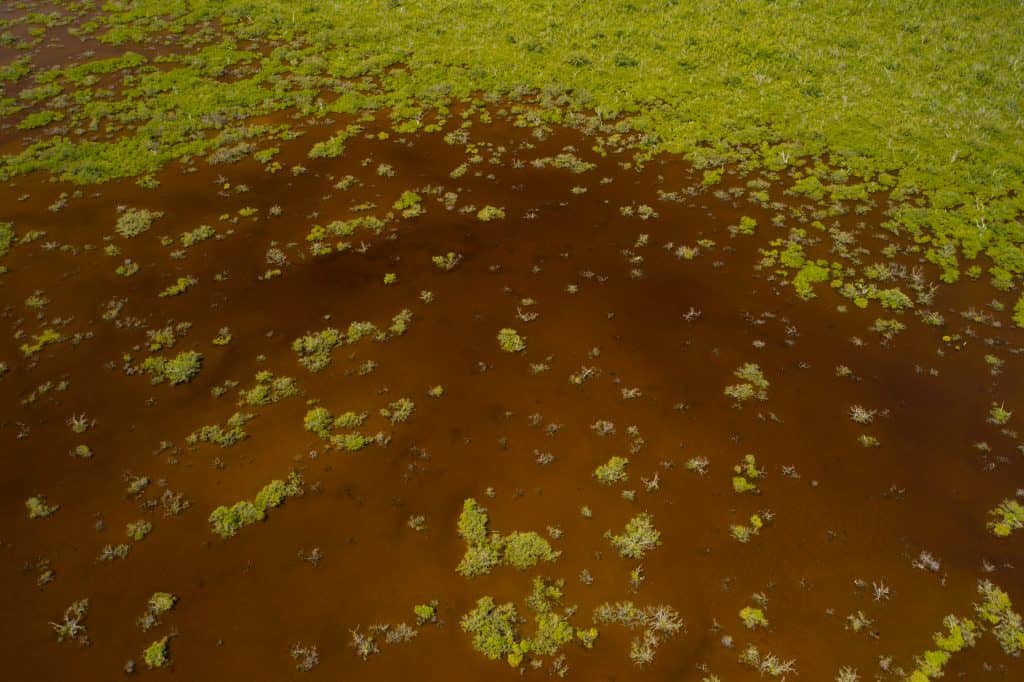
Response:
[2, 26, 1024, 682]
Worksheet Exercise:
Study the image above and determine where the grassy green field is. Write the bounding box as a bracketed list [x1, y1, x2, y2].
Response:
[3, 0, 1024, 312]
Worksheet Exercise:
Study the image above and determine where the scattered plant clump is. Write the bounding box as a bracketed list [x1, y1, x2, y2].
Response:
[988, 499, 1024, 537]
[732, 454, 765, 494]
[239, 372, 299, 406]
[497, 328, 526, 353]
[143, 637, 169, 669]
[594, 456, 629, 485]
[208, 473, 304, 538]
[142, 351, 203, 385]
[116, 208, 163, 238]
[605, 513, 661, 559]
[724, 363, 769, 404]
[456, 498, 559, 577]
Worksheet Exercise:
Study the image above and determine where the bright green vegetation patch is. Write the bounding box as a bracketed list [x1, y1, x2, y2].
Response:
[3, 0, 1024, 293]
[143, 637, 169, 669]
[732, 454, 765, 494]
[460, 578, 588, 668]
[180, 224, 216, 248]
[147, 592, 176, 616]
[0, 222, 14, 259]
[19, 328, 63, 357]
[975, 580, 1024, 656]
[497, 328, 526, 353]
[186, 411, 253, 448]
[908, 615, 979, 681]
[303, 406, 371, 451]
[115, 208, 162, 238]
[26, 495, 58, 519]
[158, 276, 198, 298]
[739, 606, 769, 630]
[604, 513, 661, 559]
[987, 498, 1024, 537]
[456, 499, 560, 577]
[593, 456, 629, 485]
[238, 371, 299, 406]
[126, 519, 152, 541]
[142, 350, 203, 385]
[724, 363, 769, 404]
[292, 309, 413, 372]
[208, 472, 303, 538]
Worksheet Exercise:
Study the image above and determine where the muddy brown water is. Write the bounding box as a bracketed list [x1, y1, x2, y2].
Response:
[2, 41, 1024, 682]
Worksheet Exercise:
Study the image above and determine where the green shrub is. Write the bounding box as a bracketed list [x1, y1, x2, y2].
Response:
[497, 328, 526, 353]
[142, 351, 203, 385]
[116, 208, 162, 238]
[594, 456, 629, 485]
[26, 495, 58, 519]
[143, 637, 168, 668]
[209, 473, 303, 537]
[605, 513, 661, 559]
[502, 532, 559, 570]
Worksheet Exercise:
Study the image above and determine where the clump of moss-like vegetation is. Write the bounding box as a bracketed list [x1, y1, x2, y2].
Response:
[740, 606, 769, 629]
[116, 208, 163, 238]
[987, 499, 1024, 538]
[724, 363, 769, 404]
[26, 495, 58, 519]
[461, 578, 588, 668]
[456, 498, 559, 577]
[143, 637, 169, 668]
[239, 371, 299, 406]
[138, 592, 176, 632]
[604, 513, 661, 559]
[732, 454, 764, 494]
[186, 412, 254, 448]
[302, 406, 371, 451]
[393, 190, 424, 218]
[476, 205, 505, 221]
[20, 328, 63, 357]
[975, 580, 1024, 656]
[907, 614, 979, 681]
[594, 456, 629, 485]
[126, 519, 152, 541]
[730, 513, 767, 543]
[431, 252, 462, 271]
[142, 350, 203, 385]
[208, 472, 303, 538]
[497, 328, 526, 353]
[292, 310, 413, 372]
[158, 276, 198, 298]
[380, 398, 415, 424]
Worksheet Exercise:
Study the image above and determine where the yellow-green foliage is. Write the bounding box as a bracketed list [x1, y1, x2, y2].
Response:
[497, 328, 525, 353]
[739, 606, 769, 629]
[143, 637, 168, 668]
[988, 499, 1024, 537]
[158, 276, 197, 298]
[604, 513, 661, 559]
[208, 472, 303, 537]
[732, 454, 764, 494]
[239, 371, 299, 406]
[19, 328, 63, 357]
[593, 456, 629, 485]
[456, 499, 559, 577]
[186, 411, 253, 447]
[975, 580, 1024, 656]
[142, 350, 203, 385]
